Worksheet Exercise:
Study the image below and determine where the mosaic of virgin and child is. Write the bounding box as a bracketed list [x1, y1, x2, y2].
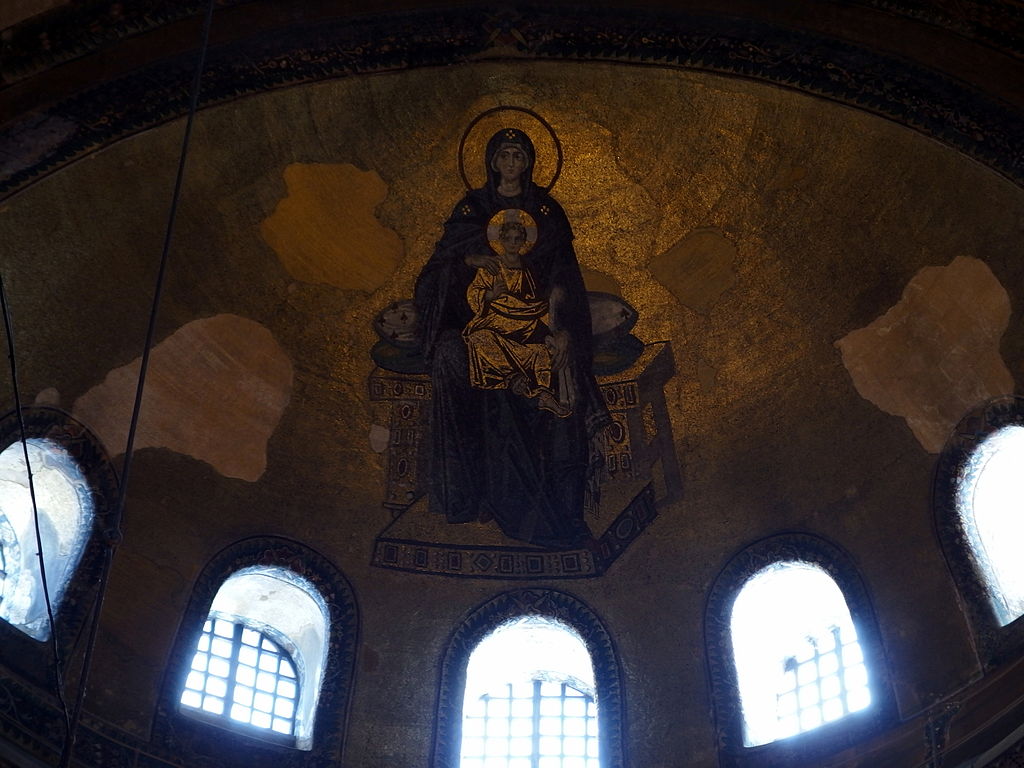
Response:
[375, 125, 622, 549]
[464, 210, 572, 418]
[410, 126, 612, 550]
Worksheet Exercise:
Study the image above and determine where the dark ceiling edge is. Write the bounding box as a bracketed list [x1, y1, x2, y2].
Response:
[2, 0, 1020, 83]
[0, 0, 249, 84]
[848, 0, 1024, 58]
[1, 4, 1022, 201]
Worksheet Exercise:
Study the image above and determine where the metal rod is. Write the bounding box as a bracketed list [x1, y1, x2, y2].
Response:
[59, 2, 217, 765]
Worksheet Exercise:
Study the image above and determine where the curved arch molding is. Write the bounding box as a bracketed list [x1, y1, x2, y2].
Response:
[152, 536, 360, 768]
[0, 534, 359, 768]
[432, 588, 626, 768]
[933, 395, 1024, 668]
[0, 407, 119, 685]
[1, 4, 1022, 197]
[704, 532, 898, 768]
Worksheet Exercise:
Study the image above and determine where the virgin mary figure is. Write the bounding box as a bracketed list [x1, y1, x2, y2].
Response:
[414, 126, 609, 549]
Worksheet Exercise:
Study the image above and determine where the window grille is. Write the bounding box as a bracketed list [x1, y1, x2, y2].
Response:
[180, 617, 299, 739]
[461, 679, 599, 768]
[730, 560, 875, 746]
[775, 624, 871, 739]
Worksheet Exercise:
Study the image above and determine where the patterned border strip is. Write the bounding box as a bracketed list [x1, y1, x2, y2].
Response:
[431, 588, 626, 768]
[0, 666, 190, 768]
[371, 482, 657, 579]
[372, 539, 601, 579]
[990, 733, 1024, 767]
[1, 4, 1022, 197]
[2, 1, 1021, 83]
[703, 532, 898, 768]
[932, 395, 1024, 668]
[0, 0, 251, 84]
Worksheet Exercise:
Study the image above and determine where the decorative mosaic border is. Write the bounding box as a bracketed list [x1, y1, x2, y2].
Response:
[151, 536, 360, 768]
[2, 1, 1020, 84]
[372, 482, 657, 579]
[0, 407, 119, 689]
[431, 588, 626, 768]
[991, 733, 1024, 767]
[1, 4, 1022, 197]
[0, 664, 191, 768]
[704, 532, 898, 768]
[373, 539, 601, 579]
[932, 395, 1024, 668]
[0, 0, 251, 84]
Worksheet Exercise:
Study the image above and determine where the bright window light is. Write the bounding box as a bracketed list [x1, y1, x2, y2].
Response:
[462, 616, 599, 768]
[957, 424, 1024, 626]
[179, 567, 329, 750]
[181, 617, 300, 738]
[730, 561, 871, 747]
[0, 439, 94, 641]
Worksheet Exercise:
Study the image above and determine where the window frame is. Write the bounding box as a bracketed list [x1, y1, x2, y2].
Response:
[154, 537, 358, 768]
[179, 613, 303, 746]
[705, 533, 896, 768]
[433, 588, 626, 768]
[0, 407, 117, 685]
[934, 395, 1024, 668]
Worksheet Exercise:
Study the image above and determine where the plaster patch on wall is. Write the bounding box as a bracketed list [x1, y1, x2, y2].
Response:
[260, 163, 404, 293]
[73, 314, 293, 481]
[33, 387, 60, 407]
[835, 256, 1014, 453]
[648, 228, 738, 314]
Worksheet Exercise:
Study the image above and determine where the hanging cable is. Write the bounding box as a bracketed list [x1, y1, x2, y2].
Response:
[59, 1, 217, 766]
[0, 272, 74, 753]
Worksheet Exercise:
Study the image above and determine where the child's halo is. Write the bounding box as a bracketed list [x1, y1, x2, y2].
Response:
[488, 209, 538, 255]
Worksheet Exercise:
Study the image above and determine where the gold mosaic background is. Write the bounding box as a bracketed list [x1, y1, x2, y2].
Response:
[1, 60, 1022, 765]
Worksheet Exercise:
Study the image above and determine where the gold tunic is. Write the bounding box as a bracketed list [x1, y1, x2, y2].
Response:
[463, 262, 554, 397]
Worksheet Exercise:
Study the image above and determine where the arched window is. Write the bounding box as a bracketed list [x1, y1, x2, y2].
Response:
[179, 567, 328, 749]
[935, 396, 1024, 665]
[730, 562, 870, 747]
[0, 437, 94, 641]
[157, 538, 358, 768]
[706, 534, 894, 767]
[955, 424, 1024, 626]
[434, 589, 625, 768]
[461, 617, 599, 768]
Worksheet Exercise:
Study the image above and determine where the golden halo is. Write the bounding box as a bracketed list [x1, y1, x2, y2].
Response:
[487, 209, 538, 256]
[458, 106, 563, 192]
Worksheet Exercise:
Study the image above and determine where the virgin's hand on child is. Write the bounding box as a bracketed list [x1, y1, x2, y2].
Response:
[465, 253, 501, 275]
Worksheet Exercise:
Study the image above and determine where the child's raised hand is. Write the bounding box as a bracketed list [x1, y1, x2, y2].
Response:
[485, 272, 508, 302]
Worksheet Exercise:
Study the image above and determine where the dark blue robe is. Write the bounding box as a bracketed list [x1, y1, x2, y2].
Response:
[413, 129, 608, 548]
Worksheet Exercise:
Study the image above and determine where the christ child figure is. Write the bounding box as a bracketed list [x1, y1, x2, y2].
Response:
[463, 209, 571, 417]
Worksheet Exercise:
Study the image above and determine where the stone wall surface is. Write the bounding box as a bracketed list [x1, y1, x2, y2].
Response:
[0, 6, 1022, 767]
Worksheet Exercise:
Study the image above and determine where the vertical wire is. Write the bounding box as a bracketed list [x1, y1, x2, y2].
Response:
[0, 272, 73, 747]
[59, 1, 217, 765]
